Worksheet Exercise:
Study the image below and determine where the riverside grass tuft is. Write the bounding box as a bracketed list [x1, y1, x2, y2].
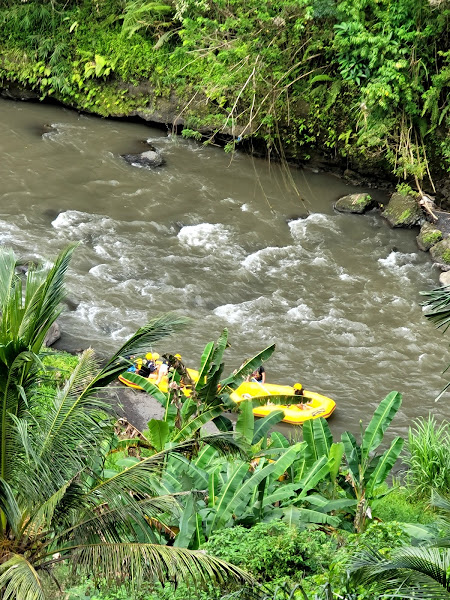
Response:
[404, 415, 450, 499]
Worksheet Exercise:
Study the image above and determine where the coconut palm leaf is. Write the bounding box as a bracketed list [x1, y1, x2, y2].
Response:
[52, 542, 252, 587]
[0, 554, 44, 600]
[421, 286, 450, 332]
[351, 546, 450, 599]
[19, 244, 77, 351]
[220, 344, 276, 391]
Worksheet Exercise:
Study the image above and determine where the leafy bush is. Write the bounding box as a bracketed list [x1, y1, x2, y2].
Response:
[203, 522, 337, 582]
[30, 350, 80, 416]
[404, 415, 450, 499]
[374, 486, 434, 524]
[66, 580, 224, 600]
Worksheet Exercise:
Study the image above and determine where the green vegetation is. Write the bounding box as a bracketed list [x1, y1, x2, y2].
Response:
[405, 416, 450, 499]
[0, 244, 448, 600]
[0, 0, 449, 182]
[422, 230, 443, 246]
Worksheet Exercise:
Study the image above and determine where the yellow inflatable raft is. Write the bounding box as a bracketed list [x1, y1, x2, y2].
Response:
[230, 381, 336, 425]
[118, 368, 199, 395]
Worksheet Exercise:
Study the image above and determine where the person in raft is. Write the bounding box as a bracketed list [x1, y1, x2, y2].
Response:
[249, 365, 266, 384]
[137, 353, 159, 378]
[294, 384, 311, 409]
[155, 357, 169, 384]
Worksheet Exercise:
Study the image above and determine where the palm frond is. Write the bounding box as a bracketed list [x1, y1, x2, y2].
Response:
[50, 494, 182, 548]
[19, 245, 77, 351]
[421, 286, 450, 333]
[55, 542, 252, 587]
[351, 547, 450, 599]
[35, 348, 108, 464]
[0, 249, 17, 311]
[0, 554, 44, 600]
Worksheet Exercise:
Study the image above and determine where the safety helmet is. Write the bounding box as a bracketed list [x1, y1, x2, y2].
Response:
[293, 383, 303, 391]
[152, 352, 160, 360]
[145, 353, 153, 360]
[174, 353, 182, 359]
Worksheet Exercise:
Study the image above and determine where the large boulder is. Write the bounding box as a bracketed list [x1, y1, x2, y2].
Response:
[416, 221, 443, 251]
[439, 271, 450, 286]
[43, 322, 61, 347]
[334, 193, 374, 214]
[430, 238, 450, 270]
[382, 192, 422, 228]
[121, 149, 164, 168]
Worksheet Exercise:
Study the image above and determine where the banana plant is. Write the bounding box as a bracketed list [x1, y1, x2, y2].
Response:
[296, 396, 404, 532]
[339, 391, 404, 532]
[155, 432, 345, 549]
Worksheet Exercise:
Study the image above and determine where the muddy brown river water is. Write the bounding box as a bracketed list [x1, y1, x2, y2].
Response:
[0, 97, 447, 440]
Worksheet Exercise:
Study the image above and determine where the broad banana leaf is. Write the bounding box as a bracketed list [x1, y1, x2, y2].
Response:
[209, 445, 302, 534]
[281, 505, 340, 527]
[296, 455, 331, 499]
[174, 494, 197, 548]
[195, 445, 219, 470]
[329, 442, 345, 484]
[213, 414, 233, 432]
[171, 406, 224, 443]
[261, 484, 299, 507]
[270, 431, 290, 448]
[361, 391, 402, 460]
[252, 410, 285, 445]
[220, 344, 276, 390]
[211, 329, 229, 373]
[195, 341, 215, 390]
[365, 437, 404, 496]
[207, 461, 249, 534]
[303, 417, 333, 465]
[120, 372, 168, 406]
[306, 494, 357, 513]
[341, 431, 360, 482]
[147, 419, 170, 451]
[236, 399, 254, 445]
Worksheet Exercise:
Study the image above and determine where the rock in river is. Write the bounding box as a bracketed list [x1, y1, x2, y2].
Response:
[430, 238, 450, 270]
[382, 192, 422, 228]
[44, 322, 61, 347]
[416, 221, 443, 251]
[121, 149, 164, 168]
[334, 193, 374, 214]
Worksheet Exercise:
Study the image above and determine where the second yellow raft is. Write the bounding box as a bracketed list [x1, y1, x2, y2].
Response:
[230, 381, 336, 425]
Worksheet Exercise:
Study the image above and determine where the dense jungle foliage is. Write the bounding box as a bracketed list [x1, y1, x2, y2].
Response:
[0, 0, 449, 183]
[1, 245, 448, 600]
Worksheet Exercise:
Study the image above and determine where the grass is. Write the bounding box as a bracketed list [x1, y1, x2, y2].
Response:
[403, 415, 450, 499]
[374, 486, 434, 524]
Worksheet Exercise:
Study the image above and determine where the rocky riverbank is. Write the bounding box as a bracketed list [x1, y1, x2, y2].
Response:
[335, 190, 450, 278]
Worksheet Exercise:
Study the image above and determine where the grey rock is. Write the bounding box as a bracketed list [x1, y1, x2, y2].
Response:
[334, 193, 374, 214]
[430, 238, 450, 270]
[439, 271, 450, 286]
[416, 221, 443, 251]
[44, 322, 61, 347]
[121, 149, 164, 168]
[382, 192, 422, 228]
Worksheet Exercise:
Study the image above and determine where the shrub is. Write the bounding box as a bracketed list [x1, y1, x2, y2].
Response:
[30, 350, 80, 416]
[374, 486, 434, 524]
[404, 415, 450, 499]
[203, 522, 337, 582]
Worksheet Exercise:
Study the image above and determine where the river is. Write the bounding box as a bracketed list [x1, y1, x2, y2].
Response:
[0, 98, 446, 440]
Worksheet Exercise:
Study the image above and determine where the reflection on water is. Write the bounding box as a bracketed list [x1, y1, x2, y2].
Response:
[0, 98, 446, 439]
